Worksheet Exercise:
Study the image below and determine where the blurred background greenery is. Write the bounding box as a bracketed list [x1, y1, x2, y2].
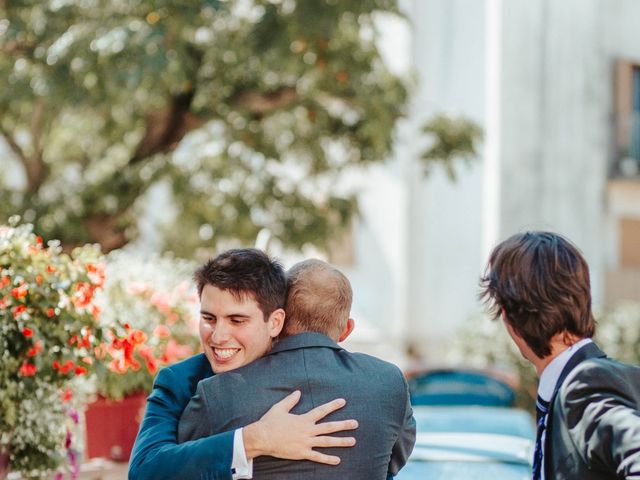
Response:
[1, 0, 480, 259]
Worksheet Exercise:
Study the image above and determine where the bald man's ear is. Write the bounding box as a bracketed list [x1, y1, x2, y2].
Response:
[338, 318, 355, 342]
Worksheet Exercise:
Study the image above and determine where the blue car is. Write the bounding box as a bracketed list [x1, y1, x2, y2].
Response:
[397, 368, 535, 479]
[397, 406, 535, 480]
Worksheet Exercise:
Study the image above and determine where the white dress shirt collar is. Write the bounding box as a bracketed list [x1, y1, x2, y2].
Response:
[537, 338, 593, 402]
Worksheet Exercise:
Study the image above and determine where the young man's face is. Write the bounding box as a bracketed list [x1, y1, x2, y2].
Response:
[199, 284, 284, 373]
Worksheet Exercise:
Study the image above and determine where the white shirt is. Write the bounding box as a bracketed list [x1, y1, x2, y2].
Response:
[232, 428, 253, 479]
[537, 338, 593, 480]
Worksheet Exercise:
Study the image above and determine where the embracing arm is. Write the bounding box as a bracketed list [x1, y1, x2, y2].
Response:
[387, 375, 417, 478]
[562, 361, 640, 479]
[128, 367, 234, 480]
[180, 383, 360, 466]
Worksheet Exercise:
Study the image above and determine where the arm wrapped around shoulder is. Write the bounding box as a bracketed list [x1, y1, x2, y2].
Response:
[559, 358, 640, 479]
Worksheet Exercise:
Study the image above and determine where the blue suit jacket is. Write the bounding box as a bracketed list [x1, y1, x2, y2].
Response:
[128, 353, 235, 480]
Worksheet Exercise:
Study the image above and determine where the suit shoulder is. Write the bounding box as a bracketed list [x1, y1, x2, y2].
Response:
[559, 357, 640, 407]
[156, 354, 212, 388]
[346, 351, 406, 379]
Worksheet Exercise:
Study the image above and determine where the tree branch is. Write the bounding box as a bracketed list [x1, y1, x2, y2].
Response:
[130, 91, 202, 163]
[0, 124, 28, 165]
[233, 87, 297, 115]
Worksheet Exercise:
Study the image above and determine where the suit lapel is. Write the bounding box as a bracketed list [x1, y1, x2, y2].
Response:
[543, 342, 607, 478]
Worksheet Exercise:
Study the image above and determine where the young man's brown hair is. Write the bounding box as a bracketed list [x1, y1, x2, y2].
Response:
[479, 231, 596, 358]
[194, 248, 286, 319]
[283, 259, 352, 340]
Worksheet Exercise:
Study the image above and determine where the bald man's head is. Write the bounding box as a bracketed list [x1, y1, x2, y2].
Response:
[283, 259, 352, 340]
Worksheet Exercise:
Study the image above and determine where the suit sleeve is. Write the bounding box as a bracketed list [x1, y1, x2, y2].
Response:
[387, 373, 417, 477]
[128, 367, 234, 480]
[561, 361, 640, 479]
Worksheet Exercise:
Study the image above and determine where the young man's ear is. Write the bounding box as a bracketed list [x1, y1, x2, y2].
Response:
[268, 308, 286, 338]
[338, 318, 355, 342]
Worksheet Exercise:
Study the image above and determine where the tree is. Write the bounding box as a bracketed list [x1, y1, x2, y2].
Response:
[1, 0, 410, 255]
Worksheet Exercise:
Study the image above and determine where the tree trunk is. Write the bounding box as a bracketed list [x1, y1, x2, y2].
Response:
[0, 446, 9, 480]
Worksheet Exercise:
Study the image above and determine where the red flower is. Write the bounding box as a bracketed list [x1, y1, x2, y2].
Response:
[46, 308, 55, 318]
[47, 265, 56, 273]
[27, 340, 43, 357]
[22, 327, 34, 338]
[59, 360, 75, 375]
[11, 283, 28, 299]
[72, 282, 95, 308]
[19, 362, 37, 377]
[138, 346, 159, 374]
[0, 296, 9, 309]
[61, 388, 73, 403]
[0, 276, 10, 289]
[74, 366, 87, 376]
[52, 360, 61, 370]
[35, 235, 43, 245]
[13, 305, 27, 318]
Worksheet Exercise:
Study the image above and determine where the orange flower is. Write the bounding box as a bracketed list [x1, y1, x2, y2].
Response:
[35, 274, 43, 285]
[0, 276, 10, 289]
[35, 235, 43, 245]
[86, 263, 106, 287]
[19, 362, 37, 376]
[13, 305, 27, 318]
[128, 329, 147, 346]
[81, 356, 94, 365]
[47, 265, 56, 273]
[0, 296, 9, 309]
[27, 340, 43, 357]
[22, 327, 34, 338]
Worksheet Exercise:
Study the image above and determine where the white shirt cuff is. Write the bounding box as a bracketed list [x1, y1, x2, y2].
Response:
[231, 428, 253, 479]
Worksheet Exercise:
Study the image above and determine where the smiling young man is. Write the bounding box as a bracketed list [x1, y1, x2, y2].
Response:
[128, 249, 357, 480]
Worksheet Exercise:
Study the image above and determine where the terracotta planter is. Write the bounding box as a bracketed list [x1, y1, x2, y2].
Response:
[84, 392, 147, 462]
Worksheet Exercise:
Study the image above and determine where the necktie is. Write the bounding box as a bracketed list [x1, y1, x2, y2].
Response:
[532, 395, 550, 480]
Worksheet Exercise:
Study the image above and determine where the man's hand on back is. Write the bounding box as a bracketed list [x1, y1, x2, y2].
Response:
[242, 390, 358, 465]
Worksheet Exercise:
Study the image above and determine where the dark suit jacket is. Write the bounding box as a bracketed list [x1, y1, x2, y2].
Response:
[178, 332, 416, 480]
[128, 354, 236, 480]
[545, 342, 640, 479]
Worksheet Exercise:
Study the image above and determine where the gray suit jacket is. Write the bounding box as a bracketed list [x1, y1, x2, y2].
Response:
[545, 342, 640, 479]
[178, 332, 416, 480]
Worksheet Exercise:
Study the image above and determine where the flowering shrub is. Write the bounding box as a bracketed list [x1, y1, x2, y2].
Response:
[0, 219, 104, 477]
[448, 305, 640, 411]
[93, 249, 201, 400]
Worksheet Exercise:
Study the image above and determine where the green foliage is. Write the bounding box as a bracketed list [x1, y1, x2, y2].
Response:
[0, 0, 408, 255]
[0, 219, 104, 476]
[421, 114, 483, 180]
